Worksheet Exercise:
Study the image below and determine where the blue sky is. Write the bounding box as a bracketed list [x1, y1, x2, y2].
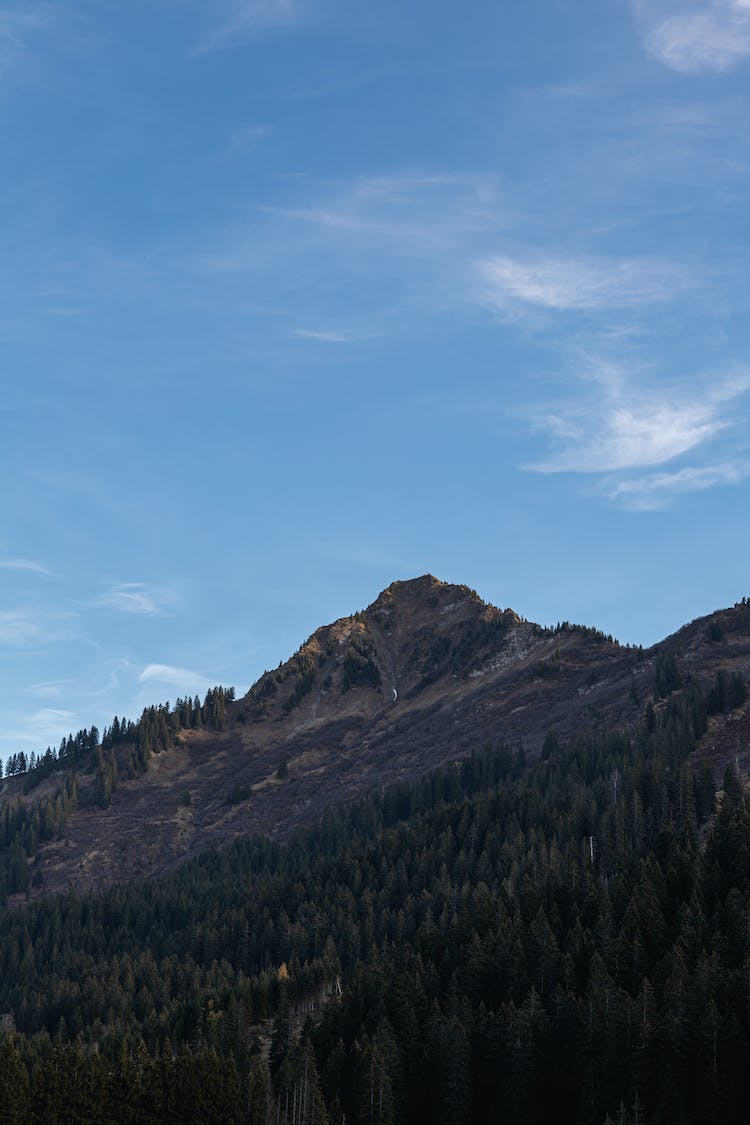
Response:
[2, 0, 750, 764]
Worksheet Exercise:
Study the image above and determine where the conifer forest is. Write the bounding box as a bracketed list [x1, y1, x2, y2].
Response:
[1, 666, 749, 1123]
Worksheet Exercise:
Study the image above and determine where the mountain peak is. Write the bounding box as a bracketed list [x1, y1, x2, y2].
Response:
[366, 574, 485, 616]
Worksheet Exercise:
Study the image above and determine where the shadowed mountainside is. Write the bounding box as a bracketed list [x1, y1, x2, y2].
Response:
[3, 574, 750, 900]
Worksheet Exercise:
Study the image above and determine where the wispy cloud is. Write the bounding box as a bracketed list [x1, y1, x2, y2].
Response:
[477, 254, 689, 315]
[527, 365, 750, 477]
[0, 557, 51, 576]
[293, 328, 359, 343]
[27, 707, 74, 730]
[1, 656, 136, 761]
[139, 663, 212, 693]
[531, 398, 722, 473]
[0, 6, 49, 78]
[0, 8, 46, 40]
[1, 708, 76, 755]
[25, 656, 132, 705]
[26, 678, 66, 700]
[635, 1, 750, 73]
[191, 0, 300, 56]
[260, 173, 502, 255]
[27, 467, 124, 510]
[93, 583, 169, 617]
[192, 172, 505, 333]
[608, 459, 750, 509]
[0, 603, 78, 647]
[226, 124, 273, 154]
[0, 611, 45, 646]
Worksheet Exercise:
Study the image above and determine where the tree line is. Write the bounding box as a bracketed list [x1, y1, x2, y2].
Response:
[0, 687, 236, 897]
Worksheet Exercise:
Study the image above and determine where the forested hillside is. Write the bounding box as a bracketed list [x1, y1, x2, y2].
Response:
[1, 665, 749, 1123]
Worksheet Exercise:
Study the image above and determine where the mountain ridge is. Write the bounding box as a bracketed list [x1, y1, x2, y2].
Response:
[2, 575, 750, 903]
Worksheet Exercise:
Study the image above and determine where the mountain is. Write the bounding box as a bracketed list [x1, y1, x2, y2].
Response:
[3, 578, 750, 1122]
[2, 575, 750, 901]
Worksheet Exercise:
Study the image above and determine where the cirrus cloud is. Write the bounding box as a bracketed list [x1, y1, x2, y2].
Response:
[139, 663, 212, 693]
[92, 583, 174, 616]
[191, 0, 301, 56]
[526, 365, 750, 486]
[635, 1, 750, 74]
[0, 557, 51, 576]
[477, 254, 689, 315]
[608, 459, 750, 509]
[0, 611, 45, 646]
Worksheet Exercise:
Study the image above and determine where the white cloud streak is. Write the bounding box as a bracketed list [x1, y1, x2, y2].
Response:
[260, 174, 502, 255]
[293, 328, 357, 343]
[191, 172, 506, 334]
[93, 583, 167, 616]
[191, 0, 299, 56]
[27, 707, 74, 730]
[528, 366, 750, 476]
[636, 1, 750, 73]
[477, 254, 688, 315]
[194, 171, 506, 320]
[0, 8, 46, 52]
[0, 708, 75, 756]
[139, 664, 212, 693]
[226, 124, 273, 153]
[0, 604, 78, 647]
[0, 5, 62, 87]
[0, 557, 51, 576]
[532, 400, 723, 473]
[0, 611, 44, 646]
[607, 460, 750, 509]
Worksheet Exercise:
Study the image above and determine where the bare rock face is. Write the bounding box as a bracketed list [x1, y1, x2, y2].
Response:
[5, 577, 750, 900]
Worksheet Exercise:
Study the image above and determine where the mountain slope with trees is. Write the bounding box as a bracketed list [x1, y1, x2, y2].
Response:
[0, 665, 749, 1121]
[2, 577, 750, 905]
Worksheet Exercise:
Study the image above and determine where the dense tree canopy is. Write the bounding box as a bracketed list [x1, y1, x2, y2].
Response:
[0, 670, 748, 1122]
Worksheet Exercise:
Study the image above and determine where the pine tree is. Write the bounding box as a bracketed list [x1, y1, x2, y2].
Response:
[248, 1054, 274, 1125]
[0, 1035, 31, 1124]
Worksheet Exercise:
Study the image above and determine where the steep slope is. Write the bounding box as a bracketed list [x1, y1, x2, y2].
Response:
[3, 576, 750, 900]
